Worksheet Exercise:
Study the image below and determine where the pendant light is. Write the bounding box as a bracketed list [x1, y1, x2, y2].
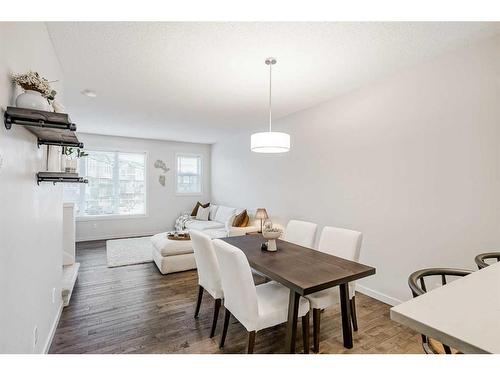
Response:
[251, 57, 290, 153]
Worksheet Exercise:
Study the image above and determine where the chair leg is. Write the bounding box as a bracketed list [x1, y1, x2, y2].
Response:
[313, 308, 321, 353]
[247, 331, 256, 354]
[350, 296, 358, 332]
[194, 285, 203, 318]
[302, 312, 310, 354]
[219, 308, 231, 349]
[210, 298, 222, 338]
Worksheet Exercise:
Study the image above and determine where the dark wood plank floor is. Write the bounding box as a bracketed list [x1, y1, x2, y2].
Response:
[49, 240, 422, 354]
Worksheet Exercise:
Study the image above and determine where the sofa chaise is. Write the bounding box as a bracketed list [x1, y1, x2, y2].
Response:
[152, 204, 259, 274]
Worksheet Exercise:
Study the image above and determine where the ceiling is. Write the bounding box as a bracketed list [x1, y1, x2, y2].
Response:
[46, 22, 500, 144]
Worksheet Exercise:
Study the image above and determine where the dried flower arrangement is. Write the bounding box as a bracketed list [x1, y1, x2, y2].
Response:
[12, 70, 57, 99]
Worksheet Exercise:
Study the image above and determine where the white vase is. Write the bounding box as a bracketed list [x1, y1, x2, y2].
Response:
[266, 239, 278, 251]
[16, 90, 51, 111]
[52, 100, 65, 113]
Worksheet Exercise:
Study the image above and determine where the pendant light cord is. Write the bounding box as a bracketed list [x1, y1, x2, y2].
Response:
[269, 61, 272, 132]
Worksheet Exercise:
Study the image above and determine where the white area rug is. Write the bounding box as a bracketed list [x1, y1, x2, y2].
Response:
[106, 236, 153, 267]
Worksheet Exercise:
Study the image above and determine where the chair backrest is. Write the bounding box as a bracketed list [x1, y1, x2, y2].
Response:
[318, 226, 362, 262]
[474, 252, 500, 270]
[408, 268, 472, 297]
[212, 239, 259, 329]
[190, 230, 223, 298]
[283, 220, 317, 248]
[317, 226, 362, 299]
[407, 268, 472, 354]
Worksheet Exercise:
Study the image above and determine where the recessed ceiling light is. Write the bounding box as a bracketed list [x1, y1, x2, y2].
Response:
[81, 89, 97, 98]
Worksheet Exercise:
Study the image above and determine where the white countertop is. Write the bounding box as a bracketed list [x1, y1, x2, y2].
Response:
[390, 261, 500, 354]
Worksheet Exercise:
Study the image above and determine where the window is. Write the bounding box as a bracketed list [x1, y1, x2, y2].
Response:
[176, 154, 202, 194]
[63, 150, 147, 218]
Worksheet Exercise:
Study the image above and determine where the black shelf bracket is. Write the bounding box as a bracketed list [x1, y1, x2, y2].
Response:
[4, 110, 12, 129]
[4, 107, 83, 153]
[37, 138, 84, 149]
[4, 113, 76, 131]
[3, 108, 87, 187]
[36, 173, 88, 186]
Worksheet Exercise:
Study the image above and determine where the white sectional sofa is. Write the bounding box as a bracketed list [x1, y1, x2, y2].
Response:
[185, 204, 258, 238]
[152, 204, 258, 274]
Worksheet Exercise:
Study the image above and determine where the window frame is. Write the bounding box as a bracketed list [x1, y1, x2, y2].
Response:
[175, 152, 203, 196]
[72, 148, 149, 222]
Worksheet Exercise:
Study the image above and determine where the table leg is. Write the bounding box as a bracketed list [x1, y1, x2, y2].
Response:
[285, 290, 300, 353]
[340, 283, 353, 349]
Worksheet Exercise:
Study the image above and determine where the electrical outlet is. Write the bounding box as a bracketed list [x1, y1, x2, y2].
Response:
[52, 287, 56, 303]
[33, 326, 38, 350]
[93, 223, 97, 229]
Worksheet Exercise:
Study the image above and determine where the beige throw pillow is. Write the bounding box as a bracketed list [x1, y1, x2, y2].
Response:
[196, 206, 210, 221]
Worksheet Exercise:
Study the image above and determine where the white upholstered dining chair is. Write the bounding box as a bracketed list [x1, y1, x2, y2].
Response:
[283, 220, 318, 248]
[306, 226, 363, 353]
[190, 230, 224, 338]
[212, 239, 311, 353]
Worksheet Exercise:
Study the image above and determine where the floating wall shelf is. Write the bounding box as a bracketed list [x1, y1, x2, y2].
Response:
[3, 107, 88, 185]
[37, 172, 88, 185]
[4, 106, 84, 148]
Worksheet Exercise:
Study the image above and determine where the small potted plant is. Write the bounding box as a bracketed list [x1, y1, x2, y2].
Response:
[62, 147, 88, 173]
[12, 71, 56, 111]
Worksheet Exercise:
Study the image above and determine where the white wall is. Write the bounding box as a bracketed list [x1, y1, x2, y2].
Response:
[211, 35, 500, 305]
[0, 23, 65, 353]
[74, 133, 211, 241]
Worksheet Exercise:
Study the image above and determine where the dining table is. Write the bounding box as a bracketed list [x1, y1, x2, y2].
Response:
[390, 261, 500, 354]
[222, 234, 376, 353]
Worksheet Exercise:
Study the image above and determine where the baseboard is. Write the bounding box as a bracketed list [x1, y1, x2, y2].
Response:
[76, 231, 159, 242]
[43, 301, 63, 354]
[356, 284, 403, 306]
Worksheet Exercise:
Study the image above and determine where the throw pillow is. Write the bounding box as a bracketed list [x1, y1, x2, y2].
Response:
[214, 206, 236, 224]
[209, 204, 219, 221]
[233, 209, 249, 227]
[241, 214, 250, 227]
[191, 201, 209, 217]
[196, 206, 210, 221]
[225, 213, 236, 231]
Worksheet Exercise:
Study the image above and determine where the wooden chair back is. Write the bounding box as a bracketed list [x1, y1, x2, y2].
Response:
[408, 268, 472, 354]
[474, 252, 500, 270]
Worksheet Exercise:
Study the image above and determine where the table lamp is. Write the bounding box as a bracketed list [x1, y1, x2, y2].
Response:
[255, 208, 269, 233]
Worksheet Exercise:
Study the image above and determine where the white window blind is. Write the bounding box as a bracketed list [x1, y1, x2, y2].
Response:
[63, 150, 146, 217]
[176, 154, 202, 194]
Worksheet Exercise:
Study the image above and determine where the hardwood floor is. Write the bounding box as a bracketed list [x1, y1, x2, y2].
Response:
[49, 240, 423, 354]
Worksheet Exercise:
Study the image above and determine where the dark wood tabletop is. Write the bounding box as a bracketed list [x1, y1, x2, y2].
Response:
[221, 234, 376, 353]
[222, 234, 376, 296]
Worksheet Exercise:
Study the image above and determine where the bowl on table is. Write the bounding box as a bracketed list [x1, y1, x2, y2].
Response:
[262, 229, 282, 251]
